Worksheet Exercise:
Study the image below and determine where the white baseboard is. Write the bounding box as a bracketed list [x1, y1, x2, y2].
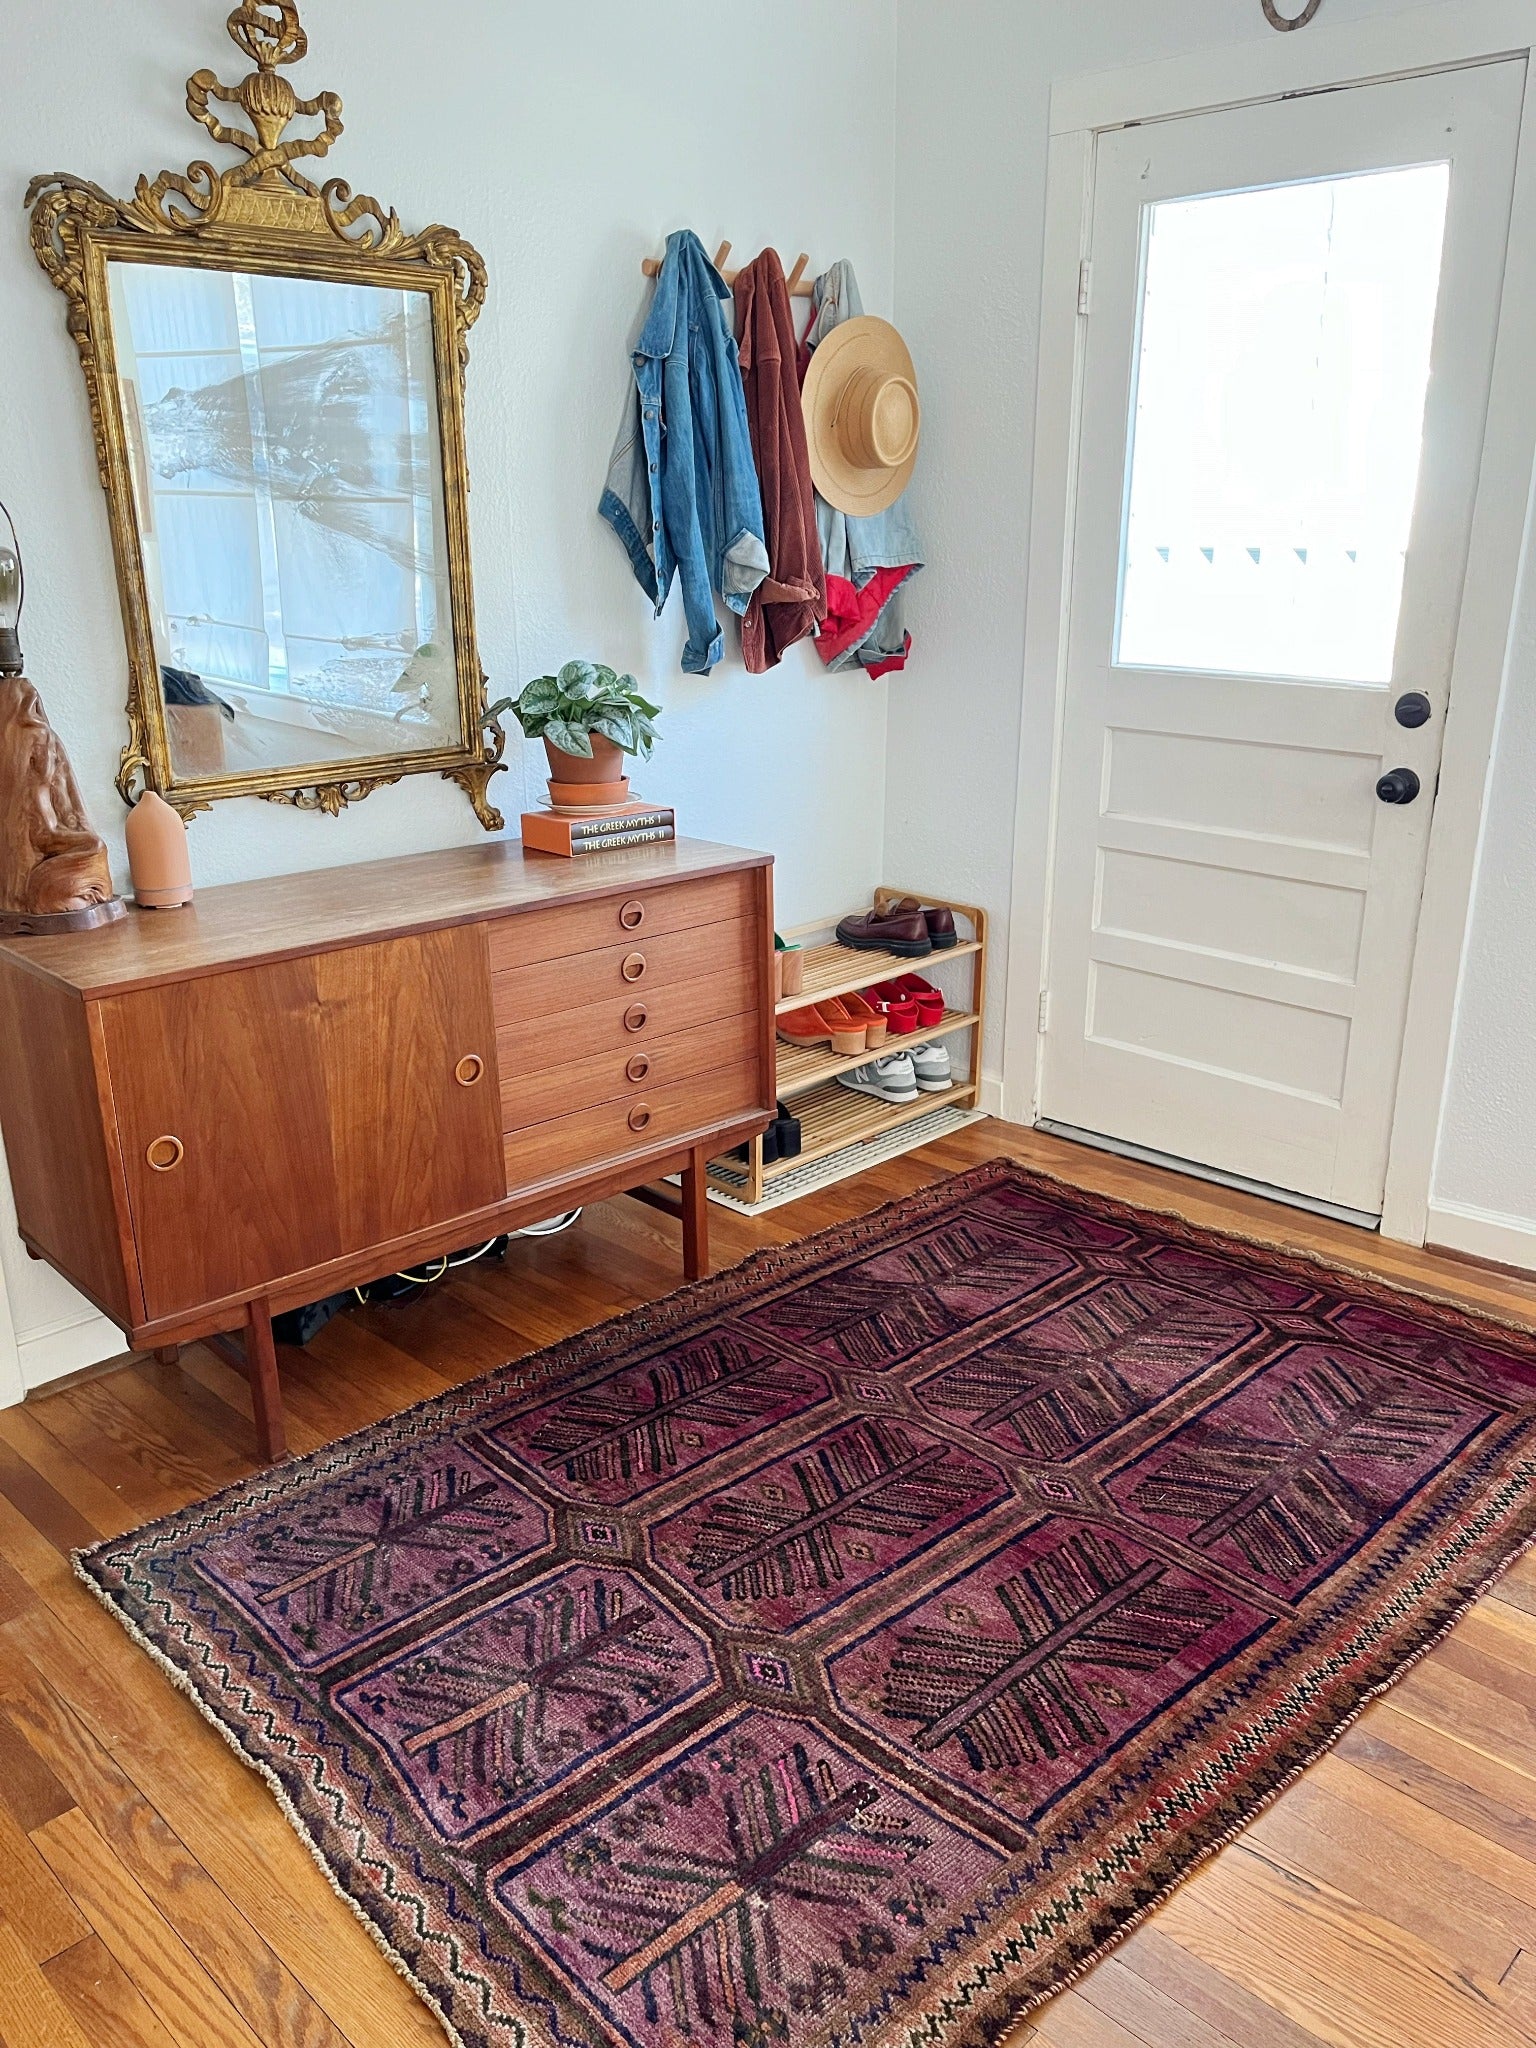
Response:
[17, 1311, 129, 1399]
[977, 1069, 1005, 1118]
[1426, 1197, 1536, 1274]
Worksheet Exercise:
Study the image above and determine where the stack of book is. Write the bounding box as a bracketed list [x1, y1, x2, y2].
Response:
[520, 799, 677, 858]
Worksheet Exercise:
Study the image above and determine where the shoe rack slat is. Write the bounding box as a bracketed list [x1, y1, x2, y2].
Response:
[710, 886, 989, 1208]
[757, 1077, 982, 1176]
[775, 1008, 982, 1098]
[777, 937, 981, 1016]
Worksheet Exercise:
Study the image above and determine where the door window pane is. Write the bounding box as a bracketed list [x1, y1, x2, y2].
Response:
[1115, 164, 1450, 683]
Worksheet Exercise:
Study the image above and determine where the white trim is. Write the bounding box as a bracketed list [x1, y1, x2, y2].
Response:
[1004, 1, 1536, 1247]
[1382, 94, 1536, 1239]
[1002, 126, 1094, 1129]
[17, 1310, 126, 1397]
[976, 1068, 1006, 1120]
[1426, 1197, 1536, 1272]
[1050, 0, 1535, 135]
[0, 1252, 20, 1410]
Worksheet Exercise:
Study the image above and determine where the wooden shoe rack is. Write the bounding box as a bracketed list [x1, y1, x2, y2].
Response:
[708, 886, 987, 1209]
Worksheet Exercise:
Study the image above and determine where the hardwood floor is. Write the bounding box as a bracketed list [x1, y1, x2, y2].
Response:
[0, 1118, 1533, 2048]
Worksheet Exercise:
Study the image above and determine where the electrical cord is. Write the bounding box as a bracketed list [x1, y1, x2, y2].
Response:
[352, 1210, 585, 1305]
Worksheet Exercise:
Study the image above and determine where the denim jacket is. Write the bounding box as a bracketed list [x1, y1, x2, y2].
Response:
[600, 231, 769, 674]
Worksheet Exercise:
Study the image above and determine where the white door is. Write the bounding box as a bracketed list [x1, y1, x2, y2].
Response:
[1040, 61, 1524, 1215]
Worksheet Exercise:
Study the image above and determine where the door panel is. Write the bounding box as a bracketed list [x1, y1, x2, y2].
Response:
[1042, 61, 1524, 1212]
[104, 959, 340, 1317]
[105, 927, 505, 1319]
[315, 924, 504, 1249]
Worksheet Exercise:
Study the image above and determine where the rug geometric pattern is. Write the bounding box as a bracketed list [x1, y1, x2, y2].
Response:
[78, 1163, 1536, 2048]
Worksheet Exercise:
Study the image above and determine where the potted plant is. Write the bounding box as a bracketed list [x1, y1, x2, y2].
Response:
[510, 661, 662, 802]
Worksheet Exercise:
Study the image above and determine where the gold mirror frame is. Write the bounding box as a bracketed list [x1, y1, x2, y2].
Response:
[26, 1, 509, 826]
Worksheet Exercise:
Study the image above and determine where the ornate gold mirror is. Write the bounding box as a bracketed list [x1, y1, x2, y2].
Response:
[27, 2, 508, 824]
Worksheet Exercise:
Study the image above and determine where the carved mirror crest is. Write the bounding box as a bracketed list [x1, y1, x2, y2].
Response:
[27, 2, 508, 825]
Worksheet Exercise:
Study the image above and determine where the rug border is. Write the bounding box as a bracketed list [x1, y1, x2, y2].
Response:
[70, 1155, 1536, 2048]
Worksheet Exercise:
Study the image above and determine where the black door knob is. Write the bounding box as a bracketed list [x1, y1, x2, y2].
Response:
[1394, 692, 1433, 729]
[1377, 768, 1422, 805]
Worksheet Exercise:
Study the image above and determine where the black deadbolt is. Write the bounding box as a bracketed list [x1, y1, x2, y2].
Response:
[1376, 768, 1421, 806]
[1394, 692, 1433, 729]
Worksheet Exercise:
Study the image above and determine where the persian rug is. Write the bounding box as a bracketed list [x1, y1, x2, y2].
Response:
[79, 1161, 1536, 2048]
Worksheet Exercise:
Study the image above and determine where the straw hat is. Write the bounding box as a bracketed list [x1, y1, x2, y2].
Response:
[802, 316, 921, 516]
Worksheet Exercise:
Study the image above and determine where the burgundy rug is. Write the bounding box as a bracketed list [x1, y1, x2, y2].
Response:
[80, 1162, 1536, 2048]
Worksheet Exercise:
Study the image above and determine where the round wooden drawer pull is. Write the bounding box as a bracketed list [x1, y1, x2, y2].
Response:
[454, 1053, 485, 1087]
[146, 1134, 185, 1172]
[628, 1104, 653, 1133]
[619, 899, 646, 931]
[621, 952, 648, 983]
[626, 1054, 651, 1083]
[623, 1003, 649, 1033]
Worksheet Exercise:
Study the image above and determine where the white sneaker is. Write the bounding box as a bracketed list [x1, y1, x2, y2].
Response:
[909, 1042, 952, 1092]
[837, 1052, 919, 1104]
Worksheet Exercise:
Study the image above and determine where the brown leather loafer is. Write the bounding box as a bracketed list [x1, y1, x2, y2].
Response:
[835, 906, 933, 957]
[893, 897, 958, 948]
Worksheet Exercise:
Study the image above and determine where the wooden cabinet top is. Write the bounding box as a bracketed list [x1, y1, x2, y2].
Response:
[0, 836, 770, 998]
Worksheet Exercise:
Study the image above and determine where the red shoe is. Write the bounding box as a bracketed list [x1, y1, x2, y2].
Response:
[874, 975, 944, 1028]
[883, 997, 921, 1036]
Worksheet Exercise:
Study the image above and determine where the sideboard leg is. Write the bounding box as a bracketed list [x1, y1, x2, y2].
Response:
[681, 1145, 710, 1283]
[154, 1346, 180, 1367]
[244, 1299, 287, 1463]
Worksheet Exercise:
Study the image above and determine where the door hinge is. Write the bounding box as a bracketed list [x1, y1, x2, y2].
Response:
[1077, 259, 1093, 317]
[1038, 989, 1052, 1034]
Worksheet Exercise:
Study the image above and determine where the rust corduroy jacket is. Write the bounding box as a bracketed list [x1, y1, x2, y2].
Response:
[734, 249, 827, 672]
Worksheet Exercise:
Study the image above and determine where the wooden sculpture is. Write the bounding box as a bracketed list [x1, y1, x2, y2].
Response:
[0, 675, 125, 935]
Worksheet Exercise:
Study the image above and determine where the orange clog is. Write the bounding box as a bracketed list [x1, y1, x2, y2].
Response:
[776, 999, 869, 1055]
[839, 990, 889, 1047]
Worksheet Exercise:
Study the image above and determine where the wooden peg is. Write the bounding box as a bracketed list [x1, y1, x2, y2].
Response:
[712, 240, 732, 272]
[785, 252, 810, 295]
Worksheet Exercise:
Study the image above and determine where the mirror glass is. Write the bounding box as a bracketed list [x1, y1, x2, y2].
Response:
[106, 260, 465, 779]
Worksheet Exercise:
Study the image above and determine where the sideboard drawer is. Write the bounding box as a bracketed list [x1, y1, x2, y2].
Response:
[486, 871, 752, 973]
[502, 1010, 758, 1132]
[504, 1063, 761, 1191]
[491, 917, 755, 1022]
[497, 972, 747, 1074]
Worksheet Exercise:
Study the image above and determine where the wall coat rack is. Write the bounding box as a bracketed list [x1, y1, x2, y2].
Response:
[641, 242, 814, 297]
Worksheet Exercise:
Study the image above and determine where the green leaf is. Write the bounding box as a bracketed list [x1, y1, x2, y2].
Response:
[544, 718, 594, 758]
[630, 693, 663, 720]
[557, 660, 603, 702]
[516, 674, 560, 717]
[590, 710, 638, 754]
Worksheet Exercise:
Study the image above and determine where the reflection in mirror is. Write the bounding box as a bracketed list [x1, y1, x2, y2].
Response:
[107, 262, 465, 779]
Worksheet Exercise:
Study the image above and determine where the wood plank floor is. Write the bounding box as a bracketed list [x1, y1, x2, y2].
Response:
[0, 1118, 1533, 2048]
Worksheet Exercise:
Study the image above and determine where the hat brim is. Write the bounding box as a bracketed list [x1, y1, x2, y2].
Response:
[802, 316, 920, 517]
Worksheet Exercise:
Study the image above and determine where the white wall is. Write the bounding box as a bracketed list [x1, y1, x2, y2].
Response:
[1, 0, 898, 1388]
[890, 0, 1536, 1258]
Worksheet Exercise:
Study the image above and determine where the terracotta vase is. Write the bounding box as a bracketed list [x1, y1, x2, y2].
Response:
[543, 731, 629, 807]
[125, 790, 193, 909]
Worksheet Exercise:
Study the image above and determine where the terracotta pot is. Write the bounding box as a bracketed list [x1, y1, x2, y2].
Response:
[543, 732, 627, 790]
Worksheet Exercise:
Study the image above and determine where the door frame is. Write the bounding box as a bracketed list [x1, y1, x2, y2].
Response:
[1002, 0, 1536, 1245]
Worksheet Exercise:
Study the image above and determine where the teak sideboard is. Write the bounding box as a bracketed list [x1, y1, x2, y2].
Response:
[0, 838, 775, 1462]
